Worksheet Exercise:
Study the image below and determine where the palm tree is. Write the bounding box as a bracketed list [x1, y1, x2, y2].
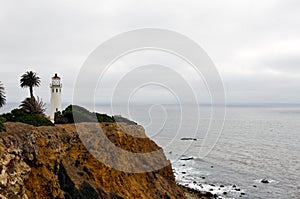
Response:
[20, 97, 46, 115]
[20, 71, 41, 98]
[0, 81, 6, 108]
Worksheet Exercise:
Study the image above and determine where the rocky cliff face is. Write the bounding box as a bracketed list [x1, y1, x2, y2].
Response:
[0, 122, 185, 199]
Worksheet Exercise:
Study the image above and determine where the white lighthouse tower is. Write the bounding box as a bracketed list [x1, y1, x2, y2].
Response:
[50, 73, 62, 120]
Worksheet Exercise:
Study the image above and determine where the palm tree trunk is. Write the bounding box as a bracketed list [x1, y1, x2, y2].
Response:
[30, 86, 33, 98]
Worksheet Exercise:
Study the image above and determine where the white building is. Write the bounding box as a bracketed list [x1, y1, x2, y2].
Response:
[50, 73, 62, 120]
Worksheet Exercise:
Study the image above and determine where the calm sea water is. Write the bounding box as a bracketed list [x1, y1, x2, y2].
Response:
[1, 103, 299, 198]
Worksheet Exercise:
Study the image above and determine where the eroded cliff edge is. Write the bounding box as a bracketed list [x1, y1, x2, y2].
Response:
[0, 122, 185, 199]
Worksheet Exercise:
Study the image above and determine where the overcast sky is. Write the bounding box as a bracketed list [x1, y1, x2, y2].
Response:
[0, 0, 299, 106]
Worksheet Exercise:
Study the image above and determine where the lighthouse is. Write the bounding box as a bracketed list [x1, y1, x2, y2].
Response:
[50, 73, 62, 120]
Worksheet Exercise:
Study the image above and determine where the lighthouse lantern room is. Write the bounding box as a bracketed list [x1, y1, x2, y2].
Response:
[50, 73, 62, 120]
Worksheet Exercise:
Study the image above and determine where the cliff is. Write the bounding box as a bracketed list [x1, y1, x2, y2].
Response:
[0, 122, 185, 199]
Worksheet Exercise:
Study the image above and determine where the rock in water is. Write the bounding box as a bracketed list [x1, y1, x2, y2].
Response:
[180, 138, 197, 141]
[0, 122, 185, 199]
[180, 157, 194, 161]
[261, 179, 269, 184]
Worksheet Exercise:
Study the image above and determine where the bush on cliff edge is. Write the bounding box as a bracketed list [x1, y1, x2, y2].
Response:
[54, 105, 137, 125]
[55, 105, 115, 124]
[1, 109, 54, 127]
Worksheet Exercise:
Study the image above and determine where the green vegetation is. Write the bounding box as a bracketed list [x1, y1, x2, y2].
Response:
[113, 115, 137, 125]
[0, 81, 6, 108]
[0, 71, 51, 128]
[55, 105, 114, 124]
[55, 105, 137, 125]
[20, 97, 46, 115]
[20, 71, 41, 98]
[55, 105, 95, 124]
[0, 116, 6, 132]
[1, 109, 54, 127]
[0, 70, 49, 127]
[97, 113, 115, 123]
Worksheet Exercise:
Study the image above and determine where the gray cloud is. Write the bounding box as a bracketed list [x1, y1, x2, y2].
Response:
[0, 0, 299, 108]
[262, 54, 300, 73]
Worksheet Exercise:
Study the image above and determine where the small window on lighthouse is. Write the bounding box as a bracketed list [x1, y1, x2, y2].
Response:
[56, 89, 58, 92]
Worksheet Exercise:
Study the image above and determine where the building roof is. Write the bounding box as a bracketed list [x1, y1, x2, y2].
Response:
[52, 73, 60, 79]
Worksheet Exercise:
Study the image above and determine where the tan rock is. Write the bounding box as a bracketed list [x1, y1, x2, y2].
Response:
[0, 122, 185, 199]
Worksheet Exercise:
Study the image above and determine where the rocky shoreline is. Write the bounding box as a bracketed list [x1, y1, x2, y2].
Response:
[173, 157, 248, 199]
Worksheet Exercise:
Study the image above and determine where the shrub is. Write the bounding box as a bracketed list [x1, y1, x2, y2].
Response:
[113, 115, 137, 125]
[55, 105, 97, 124]
[0, 116, 6, 132]
[96, 113, 115, 123]
[20, 97, 46, 115]
[54, 105, 136, 125]
[71, 105, 97, 123]
[54, 111, 70, 124]
[55, 105, 116, 124]
[1, 109, 54, 127]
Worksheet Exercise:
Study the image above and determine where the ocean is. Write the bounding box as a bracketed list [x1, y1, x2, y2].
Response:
[1, 103, 299, 198]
